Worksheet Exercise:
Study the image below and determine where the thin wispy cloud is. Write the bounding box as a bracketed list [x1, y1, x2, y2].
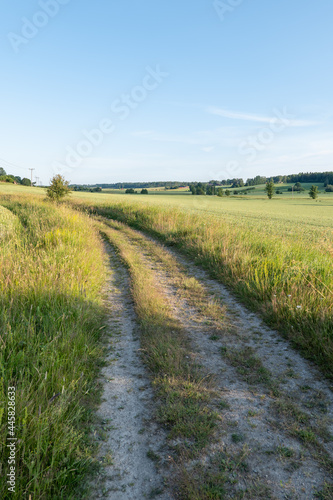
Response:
[207, 106, 319, 127]
[132, 128, 240, 147]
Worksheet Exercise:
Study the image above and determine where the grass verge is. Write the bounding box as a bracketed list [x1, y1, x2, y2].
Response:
[0, 197, 106, 499]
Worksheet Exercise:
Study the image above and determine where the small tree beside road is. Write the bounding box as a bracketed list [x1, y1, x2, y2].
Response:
[46, 174, 71, 201]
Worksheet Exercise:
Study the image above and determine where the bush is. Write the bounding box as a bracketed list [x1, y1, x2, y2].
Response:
[46, 175, 71, 201]
[0, 175, 15, 183]
[288, 183, 305, 192]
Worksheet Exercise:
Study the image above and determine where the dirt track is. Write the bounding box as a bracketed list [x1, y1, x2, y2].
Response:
[94, 220, 333, 499]
[93, 245, 171, 499]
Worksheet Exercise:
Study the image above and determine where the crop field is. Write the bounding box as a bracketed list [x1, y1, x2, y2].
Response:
[1, 185, 333, 499]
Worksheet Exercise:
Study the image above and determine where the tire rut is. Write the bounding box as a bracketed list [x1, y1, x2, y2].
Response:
[93, 243, 172, 500]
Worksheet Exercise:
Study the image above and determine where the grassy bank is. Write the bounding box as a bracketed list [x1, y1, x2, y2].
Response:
[73, 196, 333, 378]
[0, 197, 106, 499]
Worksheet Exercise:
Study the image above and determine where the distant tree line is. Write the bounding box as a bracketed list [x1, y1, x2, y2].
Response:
[0, 167, 31, 186]
[125, 188, 149, 194]
[194, 171, 333, 188]
[70, 171, 333, 194]
[71, 185, 102, 192]
[245, 171, 333, 186]
[189, 182, 256, 196]
[95, 181, 188, 189]
[205, 171, 333, 189]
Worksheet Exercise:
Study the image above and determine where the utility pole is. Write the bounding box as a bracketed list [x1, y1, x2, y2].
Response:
[35, 176, 39, 187]
[29, 168, 35, 186]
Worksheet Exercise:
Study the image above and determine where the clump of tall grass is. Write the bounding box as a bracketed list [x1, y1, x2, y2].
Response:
[0, 197, 106, 499]
[74, 198, 333, 378]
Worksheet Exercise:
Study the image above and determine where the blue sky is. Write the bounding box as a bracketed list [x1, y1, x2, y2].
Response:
[1, 0, 332, 184]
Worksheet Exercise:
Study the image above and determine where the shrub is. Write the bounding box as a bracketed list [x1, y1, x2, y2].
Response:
[21, 178, 32, 186]
[46, 175, 71, 201]
[0, 175, 15, 184]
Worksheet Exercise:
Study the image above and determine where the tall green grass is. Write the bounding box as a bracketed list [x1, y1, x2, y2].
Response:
[0, 197, 106, 499]
[73, 197, 333, 378]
